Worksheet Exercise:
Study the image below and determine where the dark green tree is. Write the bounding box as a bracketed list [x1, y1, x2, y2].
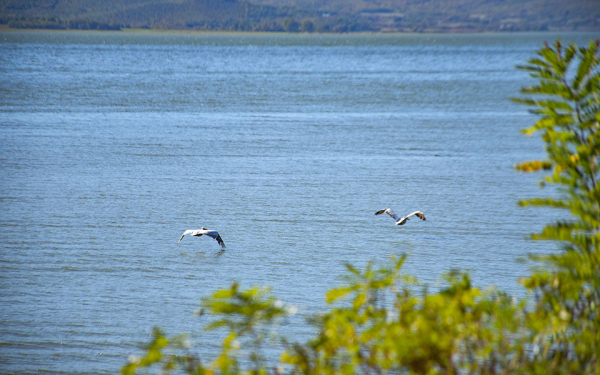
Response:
[300, 19, 314, 33]
[282, 17, 299, 32]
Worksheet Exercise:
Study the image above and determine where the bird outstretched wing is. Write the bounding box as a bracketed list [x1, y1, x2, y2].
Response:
[375, 208, 402, 222]
[178, 229, 195, 244]
[406, 211, 426, 221]
[205, 231, 226, 249]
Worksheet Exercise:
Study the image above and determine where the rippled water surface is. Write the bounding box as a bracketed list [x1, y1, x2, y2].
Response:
[1, 31, 597, 374]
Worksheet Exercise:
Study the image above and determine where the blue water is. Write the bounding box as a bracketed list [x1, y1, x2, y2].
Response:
[0, 31, 596, 374]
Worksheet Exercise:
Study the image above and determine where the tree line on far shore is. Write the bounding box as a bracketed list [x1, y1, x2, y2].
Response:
[2, 0, 597, 33]
[0, 15, 372, 33]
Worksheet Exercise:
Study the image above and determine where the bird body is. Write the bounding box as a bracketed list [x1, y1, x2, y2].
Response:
[375, 208, 426, 225]
[178, 227, 226, 249]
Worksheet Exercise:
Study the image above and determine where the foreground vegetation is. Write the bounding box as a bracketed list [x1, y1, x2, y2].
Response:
[122, 40, 599, 374]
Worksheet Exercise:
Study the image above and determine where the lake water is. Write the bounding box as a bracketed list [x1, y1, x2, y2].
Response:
[1, 31, 597, 374]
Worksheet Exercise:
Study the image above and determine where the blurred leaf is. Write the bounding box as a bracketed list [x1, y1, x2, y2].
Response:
[326, 287, 354, 304]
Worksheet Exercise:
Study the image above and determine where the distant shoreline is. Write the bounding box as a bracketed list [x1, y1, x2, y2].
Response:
[0, 25, 592, 36]
[0, 25, 458, 35]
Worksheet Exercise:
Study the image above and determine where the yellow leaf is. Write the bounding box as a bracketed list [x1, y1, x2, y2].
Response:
[326, 287, 353, 303]
[353, 293, 367, 310]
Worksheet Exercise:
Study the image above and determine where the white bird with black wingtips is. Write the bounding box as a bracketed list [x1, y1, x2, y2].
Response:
[178, 227, 226, 249]
[375, 208, 426, 226]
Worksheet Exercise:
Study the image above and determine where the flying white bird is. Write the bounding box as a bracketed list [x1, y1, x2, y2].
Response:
[178, 228, 226, 249]
[375, 208, 426, 226]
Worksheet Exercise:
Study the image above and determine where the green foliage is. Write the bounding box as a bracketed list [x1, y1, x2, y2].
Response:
[282, 259, 526, 375]
[122, 283, 292, 374]
[514, 39, 600, 374]
[121, 328, 170, 375]
[122, 40, 600, 374]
